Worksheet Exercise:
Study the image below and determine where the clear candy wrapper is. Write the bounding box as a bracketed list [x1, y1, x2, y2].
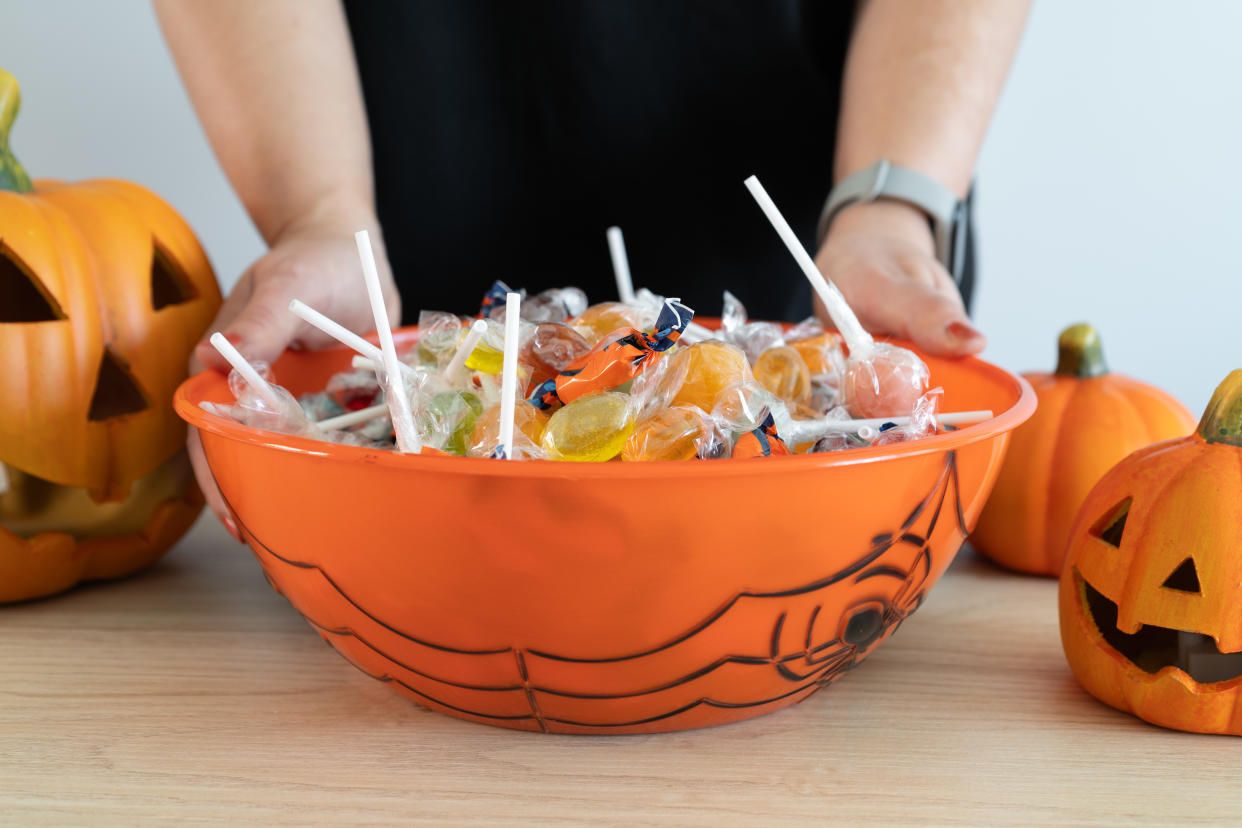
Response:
[326, 368, 382, 410]
[520, 322, 592, 388]
[871, 387, 943, 446]
[843, 341, 930, 419]
[467, 401, 548, 460]
[541, 391, 636, 462]
[523, 286, 589, 324]
[416, 310, 465, 364]
[719, 290, 785, 363]
[622, 404, 714, 462]
[570, 301, 644, 346]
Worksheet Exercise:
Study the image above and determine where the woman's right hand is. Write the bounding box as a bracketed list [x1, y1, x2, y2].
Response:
[189, 220, 399, 541]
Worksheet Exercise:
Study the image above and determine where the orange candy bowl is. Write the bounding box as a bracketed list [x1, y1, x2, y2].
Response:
[175, 328, 1034, 734]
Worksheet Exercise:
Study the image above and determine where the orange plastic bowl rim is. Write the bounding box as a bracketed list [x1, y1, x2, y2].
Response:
[175, 327, 1035, 734]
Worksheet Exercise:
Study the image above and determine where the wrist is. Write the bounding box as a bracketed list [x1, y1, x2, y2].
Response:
[825, 200, 936, 256]
[272, 192, 380, 245]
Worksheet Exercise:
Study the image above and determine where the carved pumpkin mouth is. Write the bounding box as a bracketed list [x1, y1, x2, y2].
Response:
[1077, 569, 1242, 684]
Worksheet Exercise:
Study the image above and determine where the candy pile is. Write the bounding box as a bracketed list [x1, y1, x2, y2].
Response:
[201, 177, 991, 462]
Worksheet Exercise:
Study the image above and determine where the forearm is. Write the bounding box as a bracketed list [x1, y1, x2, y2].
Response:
[834, 0, 1029, 196]
[154, 0, 374, 243]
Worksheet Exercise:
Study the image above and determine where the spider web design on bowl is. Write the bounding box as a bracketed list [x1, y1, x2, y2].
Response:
[227, 451, 965, 732]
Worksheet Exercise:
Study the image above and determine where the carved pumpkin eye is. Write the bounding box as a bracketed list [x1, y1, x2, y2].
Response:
[1161, 557, 1201, 594]
[150, 243, 198, 310]
[88, 348, 149, 421]
[1091, 497, 1131, 548]
[0, 242, 66, 323]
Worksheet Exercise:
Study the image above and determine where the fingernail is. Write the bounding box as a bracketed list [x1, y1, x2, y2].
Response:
[222, 514, 243, 544]
[224, 332, 244, 346]
[947, 321, 983, 342]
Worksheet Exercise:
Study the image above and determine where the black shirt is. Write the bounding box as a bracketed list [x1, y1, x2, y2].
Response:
[345, 1, 854, 323]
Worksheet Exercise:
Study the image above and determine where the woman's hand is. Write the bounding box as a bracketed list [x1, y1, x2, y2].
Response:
[189, 219, 399, 540]
[813, 200, 985, 357]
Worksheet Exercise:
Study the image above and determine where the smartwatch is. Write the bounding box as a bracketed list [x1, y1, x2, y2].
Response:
[817, 160, 967, 283]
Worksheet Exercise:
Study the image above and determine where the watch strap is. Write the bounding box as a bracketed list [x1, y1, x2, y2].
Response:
[818, 160, 960, 267]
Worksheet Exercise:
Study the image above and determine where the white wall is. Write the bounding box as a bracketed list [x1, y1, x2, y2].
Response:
[975, 0, 1242, 412]
[2, 0, 1238, 411]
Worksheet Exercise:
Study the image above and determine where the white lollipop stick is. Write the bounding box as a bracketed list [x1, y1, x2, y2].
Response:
[744, 175, 873, 356]
[444, 318, 489, 383]
[779, 408, 994, 446]
[209, 332, 284, 410]
[351, 355, 379, 372]
[497, 292, 522, 459]
[355, 230, 421, 454]
[289, 299, 418, 381]
[316, 403, 388, 432]
[607, 226, 636, 304]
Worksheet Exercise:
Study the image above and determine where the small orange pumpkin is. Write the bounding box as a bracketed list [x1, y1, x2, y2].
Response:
[0, 69, 221, 602]
[1059, 370, 1242, 735]
[972, 324, 1194, 575]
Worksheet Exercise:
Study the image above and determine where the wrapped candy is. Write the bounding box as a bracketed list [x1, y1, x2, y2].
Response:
[520, 322, 593, 388]
[468, 401, 548, 459]
[665, 341, 752, 414]
[630, 341, 692, 418]
[752, 345, 812, 406]
[298, 391, 345, 423]
[622, 405, 713, 462]
[416, 390, 485, 455]
[464, 319, 509, 374]
[541, 391, 636, 462]
[478, 279, 521, 319]
[731, 411, 791, 459]
[326, 368, 382, 411]
[416, 310, 465, 365]
[570, 301, 644, 346]
[521, 286, 589, 324]
[529, 299, 694, 410]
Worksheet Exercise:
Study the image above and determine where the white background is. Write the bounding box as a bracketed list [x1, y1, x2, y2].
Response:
[2, 0, 1238, 411]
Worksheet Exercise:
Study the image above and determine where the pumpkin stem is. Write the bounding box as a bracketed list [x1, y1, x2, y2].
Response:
[0, 68, 33, 194]
[1055, 323, 1109, 378]
[1197, 370, 1242, 446]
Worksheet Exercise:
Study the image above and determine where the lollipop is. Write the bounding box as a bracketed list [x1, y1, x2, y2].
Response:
[744, 175, 930, 419]
[355, 230, 420, 453]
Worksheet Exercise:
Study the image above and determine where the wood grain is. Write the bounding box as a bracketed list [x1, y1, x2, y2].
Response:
[1, 515, 1237, 826]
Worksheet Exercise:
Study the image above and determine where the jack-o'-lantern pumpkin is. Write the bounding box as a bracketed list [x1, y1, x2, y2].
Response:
[1059, 370, 1242, 734]
[0, 68, 221, 602]
[973, 324, 1194, 575]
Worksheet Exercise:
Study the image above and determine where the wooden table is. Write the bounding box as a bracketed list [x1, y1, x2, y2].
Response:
[2, 515, 1237, 826]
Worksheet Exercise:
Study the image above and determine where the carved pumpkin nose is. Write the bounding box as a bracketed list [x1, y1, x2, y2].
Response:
[88, 348, 148, 421]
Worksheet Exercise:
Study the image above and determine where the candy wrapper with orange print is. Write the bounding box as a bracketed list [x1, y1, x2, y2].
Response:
[529, 298, 695, 410]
